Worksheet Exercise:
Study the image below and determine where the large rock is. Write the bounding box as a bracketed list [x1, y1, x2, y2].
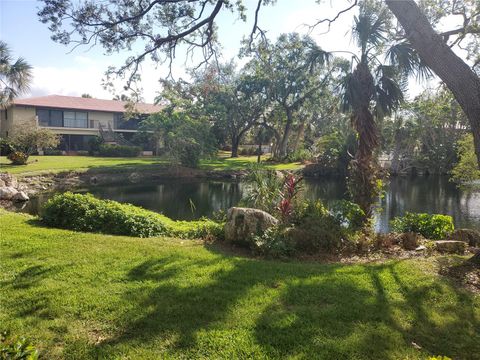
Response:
[0, 186, 18, 200]
[12, 191, 29, 202]
[0, 173, 18, 188]
[435, 240, 467, 254]
[224, 207, 278, 246]
[450, 229, 480, 247]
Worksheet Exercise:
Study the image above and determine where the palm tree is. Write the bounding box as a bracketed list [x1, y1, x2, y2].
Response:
[0, 41, 33, 108]
[341, 3, 404, 221]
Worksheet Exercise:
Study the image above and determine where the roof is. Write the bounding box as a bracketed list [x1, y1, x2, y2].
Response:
[13, 95, 163, 114]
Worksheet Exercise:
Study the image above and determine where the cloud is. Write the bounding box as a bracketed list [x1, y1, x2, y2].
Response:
[28, 55, 190, 103]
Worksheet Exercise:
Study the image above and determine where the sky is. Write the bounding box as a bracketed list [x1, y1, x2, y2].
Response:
[0, 0, 458, 103]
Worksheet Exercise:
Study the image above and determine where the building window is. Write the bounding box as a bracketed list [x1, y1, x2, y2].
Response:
[37, 109, 51, 126]
[64, 111, 88, 128]
[37, 109, 88, 128]
[50, 110, 63, 127]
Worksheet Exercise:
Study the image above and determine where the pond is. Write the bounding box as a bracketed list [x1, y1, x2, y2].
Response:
[15, 175, 480, 232]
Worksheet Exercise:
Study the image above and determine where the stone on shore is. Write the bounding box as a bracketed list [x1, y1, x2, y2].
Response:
[0, 186, 18, 200]
[13, 191, 30, 202]
[435, 240, 467, 254]
[224, 207, 278, 246]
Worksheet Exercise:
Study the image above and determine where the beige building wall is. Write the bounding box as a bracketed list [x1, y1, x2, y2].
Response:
[1, 106, 36, 137]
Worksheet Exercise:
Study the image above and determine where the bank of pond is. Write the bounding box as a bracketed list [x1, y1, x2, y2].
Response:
[15, 175, 480, 232]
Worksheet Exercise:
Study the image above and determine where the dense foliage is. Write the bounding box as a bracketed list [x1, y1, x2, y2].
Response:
[382, 88, 469, 175]
[391, 212, 454, 240]
[136, 110, 216, 167]
[3, 125, 59, 165]
[0, 331, 38, 360]
[98, 144, 142, 157]
[42, 193, 223, 239]
[450, 134, 480, 185]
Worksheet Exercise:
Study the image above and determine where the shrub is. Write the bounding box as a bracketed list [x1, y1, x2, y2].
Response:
[286, 148, 313, 162]
[7, 151, 29, 165]
[330, 200, 365, 233]
[253, 226, 295, 258]
[0, 138, 14, 156]
[7, 125, 60, 164]
[0, 331, 39, 359]
[390, 212, 454, 240]
[88, 136, 103, 155]
[42, 192, 222, 239]
[241, 165, 283, 214]
[98, 144, 141, 157]
[178, 143, 202, 168]
[290, 200, 349, 252]
[43, 149, 63, 156]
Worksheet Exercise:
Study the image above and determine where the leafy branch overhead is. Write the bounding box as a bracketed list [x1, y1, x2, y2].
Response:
[38, 0, 273, 88]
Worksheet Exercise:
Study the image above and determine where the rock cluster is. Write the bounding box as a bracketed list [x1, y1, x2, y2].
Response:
[0, 173, 29, 202]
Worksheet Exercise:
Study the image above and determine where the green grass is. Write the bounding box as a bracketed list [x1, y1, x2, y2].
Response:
[1, 211, 478, 359]
[0, 152, 302, 176]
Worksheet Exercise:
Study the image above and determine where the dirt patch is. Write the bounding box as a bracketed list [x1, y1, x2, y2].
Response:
[437, 254, 480, 294]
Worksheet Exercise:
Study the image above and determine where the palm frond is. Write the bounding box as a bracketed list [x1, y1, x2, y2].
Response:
[386, 41, 433, 81]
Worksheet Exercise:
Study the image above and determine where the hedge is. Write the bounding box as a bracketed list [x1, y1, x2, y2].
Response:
[390, 212, 454, 240]
[42, 192, 223, 239]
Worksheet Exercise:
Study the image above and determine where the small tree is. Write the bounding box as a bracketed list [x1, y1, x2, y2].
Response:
[7, 125, 60, 165]
[451, 134, 480, 185]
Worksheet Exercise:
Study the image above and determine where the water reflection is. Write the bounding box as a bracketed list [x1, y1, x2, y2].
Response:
[18, 176, 480, 232]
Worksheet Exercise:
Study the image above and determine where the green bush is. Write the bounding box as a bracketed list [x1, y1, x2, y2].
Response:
[330, 200, 365, 233]
[291, 200, 349, 252]
[286, 148, 313, 162]
[390, 212, 454, 240]
[88, 136, 103, 156]
[42, 192, 223, 239]
[178, 143, 202, 168]
[98, 144, 141, 157]
[253, 226, 295, 258]
[43, 149, 63, 156]
[0, 331, 39, 360]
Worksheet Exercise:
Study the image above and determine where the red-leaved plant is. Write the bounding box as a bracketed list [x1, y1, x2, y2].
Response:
[278, 173, 303, 222]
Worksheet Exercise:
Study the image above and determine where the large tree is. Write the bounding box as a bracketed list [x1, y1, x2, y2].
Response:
[246, 33, 330, 159]
[385, 0, 480, 169]
[340, 3, 404, 219]
[0, 41, 33, 108]
[193, 63, 267, 158]
[38, 1, 480, 165]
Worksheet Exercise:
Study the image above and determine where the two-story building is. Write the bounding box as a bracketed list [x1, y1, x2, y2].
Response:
[0, 95, 163, 152]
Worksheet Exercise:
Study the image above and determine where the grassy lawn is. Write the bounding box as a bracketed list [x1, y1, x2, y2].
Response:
[1, 211, 479, 359]
[0, 152, 302, 176]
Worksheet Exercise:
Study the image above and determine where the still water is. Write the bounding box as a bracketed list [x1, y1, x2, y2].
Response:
[17, 176, 480, 232]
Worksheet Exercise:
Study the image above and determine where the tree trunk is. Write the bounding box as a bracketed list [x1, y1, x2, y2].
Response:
[257, 138, 262, 163]
[292, 122, 305, 153]
[278, 109, 293, 159]
[385, 0, 480, 169]
[231, 135, 239, 158]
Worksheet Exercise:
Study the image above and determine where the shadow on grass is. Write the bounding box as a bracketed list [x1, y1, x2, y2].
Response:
[254, 261, 480, 359]
[82, 256, 480, 359]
